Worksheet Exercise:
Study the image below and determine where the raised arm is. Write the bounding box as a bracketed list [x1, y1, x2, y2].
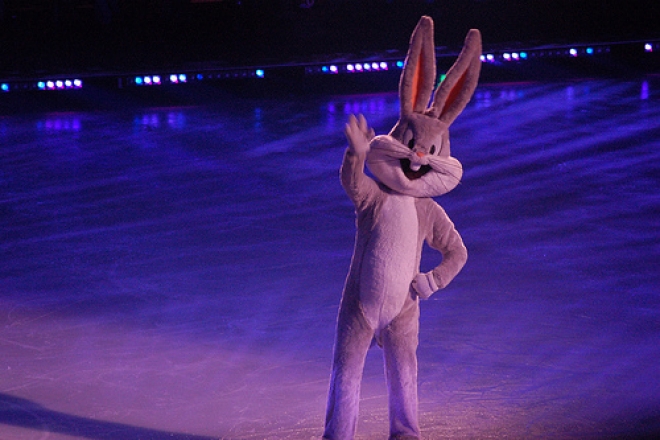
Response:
[340, 114, 378, 206]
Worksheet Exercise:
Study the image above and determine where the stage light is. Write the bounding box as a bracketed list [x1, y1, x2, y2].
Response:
[371, 62, 379, 70]
[347, 64, 355, 72]
[38, 82, 46, 90]
[486, 54, 494, 62]
[586, 47, 594, 55]
[512, 52, 520, 60]
[396, 61, 404, 68]
[569, 48, 578, 57]
[645, 43, 653, 53]
[355, 64, 363, 71]
[256, 69, 265, 78]
[520, 52, 528, 59]
[47, 81, 55, 89]
[380, 62, 388, 70]
[65, 80, 72, 87]
[170, 74, 179, 83]
[135, 76, 143, 85]
[363, 63, 371, 71]
[144, 76, 153, 84]
[178, 74, 187, 82]
[503, 53, 511, 61]
[329, 65, 338, 73]
[153, 76, 161, 84]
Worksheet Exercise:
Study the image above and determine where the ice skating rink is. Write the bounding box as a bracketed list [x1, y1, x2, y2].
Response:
[1, 78, 659, 439]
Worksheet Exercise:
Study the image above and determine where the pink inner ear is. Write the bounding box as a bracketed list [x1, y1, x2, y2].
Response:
[411, 52, 424, 111]
[439, 69, 468, 119]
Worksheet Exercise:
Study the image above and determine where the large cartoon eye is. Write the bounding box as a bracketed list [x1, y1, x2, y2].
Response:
[408, 138, 415, 150]
[430, 145, 436, 155]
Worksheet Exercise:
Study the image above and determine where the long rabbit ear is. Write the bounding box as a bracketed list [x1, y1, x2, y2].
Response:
[399, 16, 437, 117]
[429, 29, 482, 124]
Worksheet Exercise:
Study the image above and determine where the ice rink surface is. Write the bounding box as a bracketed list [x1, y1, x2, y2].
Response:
[1, 78, 659, 439]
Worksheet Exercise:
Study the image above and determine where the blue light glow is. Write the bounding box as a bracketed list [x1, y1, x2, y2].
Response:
[178, 74, 187, 82]
[135, 77, 143, 85]
[586, 47, 594, 55]
[38, 82, 46, 90]
[396, 61, 404, 68]
[520, 52, 528, 59]
[1, 83, 9, 92]
[256, 69, 265, 78]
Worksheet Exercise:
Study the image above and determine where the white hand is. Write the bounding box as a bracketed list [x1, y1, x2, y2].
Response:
[412, 271, 439, 300]
[344, 114, 374, 156]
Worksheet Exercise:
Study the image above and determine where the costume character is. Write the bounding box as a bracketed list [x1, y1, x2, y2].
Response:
[323, 16, 482, 440]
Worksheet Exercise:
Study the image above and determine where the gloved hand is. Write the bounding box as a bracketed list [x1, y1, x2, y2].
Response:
[412, 271, 439, 300]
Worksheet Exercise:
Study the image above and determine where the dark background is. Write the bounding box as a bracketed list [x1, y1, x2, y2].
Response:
[1, 0, 660, 76]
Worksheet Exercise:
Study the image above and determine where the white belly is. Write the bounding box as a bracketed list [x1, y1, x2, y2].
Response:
[360, 195, 418, 329]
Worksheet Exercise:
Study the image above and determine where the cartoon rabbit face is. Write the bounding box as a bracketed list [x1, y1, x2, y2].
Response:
[365, 17, 482, 198]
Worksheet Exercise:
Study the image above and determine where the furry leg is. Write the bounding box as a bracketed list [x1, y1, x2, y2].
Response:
[323, 301, 374, 440]
[382, 297, 421, 439]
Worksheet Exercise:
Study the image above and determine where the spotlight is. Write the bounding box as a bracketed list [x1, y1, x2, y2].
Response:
[152, 76, 161, 85]
[178, 74, 187, 82]
[512, 52, 520, 60]
[396, 61, 404, 68]
[47, 81, 55, 89]
[486, 54, 494, 62]
[355, 64, 363, 72]
[329, 65, 338, 73]
[586, 47, 594, 55]
[503, 53, 511, 61]
[144, 76, 152, 85]
[1, 83, 8, 92]
[256, 69, 265, 78]
[569, 48, 578, 57]
[371, 62, 379, 70]
[379, 62, 388, 70]
[520, 52, 528, 59]
[347, 64, 355, 72]
[645, 43, 653, 53]
[135, 76, 143, 85]
[170, 74, 179, 83]
[38, 82, 46, 90]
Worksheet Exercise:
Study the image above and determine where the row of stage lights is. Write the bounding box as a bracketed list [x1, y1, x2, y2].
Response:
[1, 42, 658, 93]
[480, 46, 610, 63]
[125, 69, 265, 87]
[1, 78, 83, 93]
[307, 42, 659, 76]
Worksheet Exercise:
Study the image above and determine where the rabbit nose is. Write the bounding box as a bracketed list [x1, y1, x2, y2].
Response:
[415, 151, 425, 158]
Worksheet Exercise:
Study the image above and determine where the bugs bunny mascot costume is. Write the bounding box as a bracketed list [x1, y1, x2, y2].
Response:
[323, 16, 482, 440]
